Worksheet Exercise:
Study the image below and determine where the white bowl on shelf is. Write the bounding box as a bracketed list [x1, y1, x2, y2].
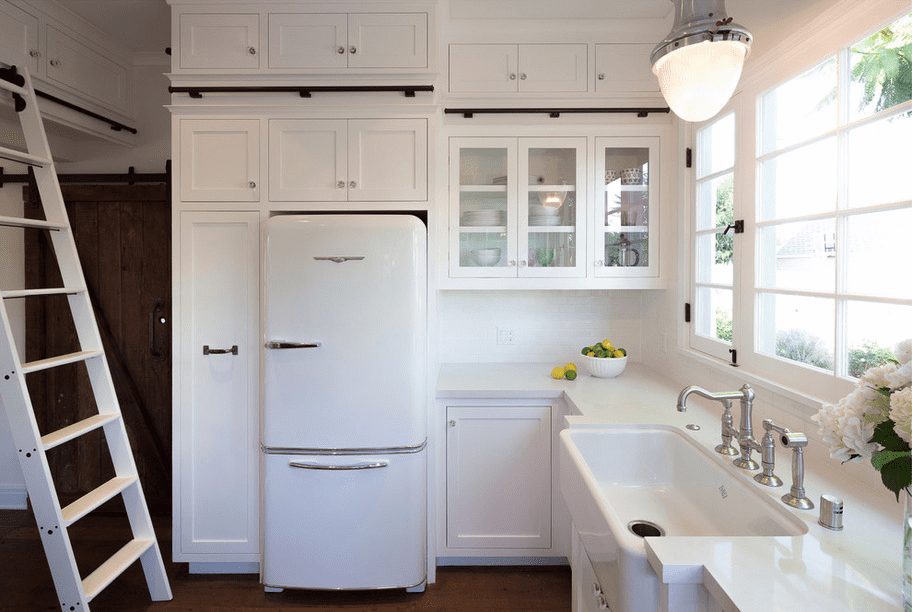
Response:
[471, 248, 502, 266]
[581, 355, 627, 378]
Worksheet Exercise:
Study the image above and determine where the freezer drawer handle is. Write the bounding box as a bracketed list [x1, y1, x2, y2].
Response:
[288, 460, 389, 471]
[203, 345, 238, 355]
[265, 341, 322, 349]
[313, 256, 365, 264]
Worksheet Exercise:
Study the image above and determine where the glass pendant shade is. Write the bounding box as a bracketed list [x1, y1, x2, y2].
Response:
[652, 40, 748, 122]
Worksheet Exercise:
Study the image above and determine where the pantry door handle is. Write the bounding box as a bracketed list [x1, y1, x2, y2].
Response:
[203, 345, 238, 355]
[265, 341, 322, 349]
[289, 460, 389, 470]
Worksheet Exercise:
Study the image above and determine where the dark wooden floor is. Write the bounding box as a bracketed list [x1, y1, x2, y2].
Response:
[0, 510, 570, 611]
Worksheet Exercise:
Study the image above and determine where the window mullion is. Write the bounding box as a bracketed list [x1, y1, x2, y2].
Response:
[834, 47, 850, 377]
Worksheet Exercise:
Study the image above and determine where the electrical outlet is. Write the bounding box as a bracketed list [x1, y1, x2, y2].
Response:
[497, 327, 515, 345]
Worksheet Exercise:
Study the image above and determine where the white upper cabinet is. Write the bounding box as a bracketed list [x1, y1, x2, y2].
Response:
[595, 44, 660, 94]
[518, 44, 587, 93]
[449, 44, 518, 93]
[347, 13, 428, 69]
[179, 13, 260, 70]
[267, 13, 347, 69]
[348, 119, 427, 201]
[45, 26, 131, 114]
[180, 119, 261, 203]
[269, 120, 348, 202]
[0, 2, 40, 73]
[449, 44, 587, 94]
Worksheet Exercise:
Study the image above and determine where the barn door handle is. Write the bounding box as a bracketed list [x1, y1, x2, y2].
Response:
[149, 300, 165, 359]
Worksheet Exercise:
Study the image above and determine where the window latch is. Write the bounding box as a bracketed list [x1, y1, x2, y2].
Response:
[723, 220, 744, 236]
[729, 348, 739, 366]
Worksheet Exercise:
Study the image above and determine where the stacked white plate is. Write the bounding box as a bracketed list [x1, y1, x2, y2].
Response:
[461, 210, 506, 226]
[530, 216, 562, 226]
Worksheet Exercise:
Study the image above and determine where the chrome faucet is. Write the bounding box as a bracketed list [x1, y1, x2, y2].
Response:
[676, 384, 760, 470]
[779, 430, 814, 509]
[754, 419, 785, 487]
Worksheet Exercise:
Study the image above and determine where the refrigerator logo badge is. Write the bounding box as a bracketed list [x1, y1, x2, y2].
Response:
[313, 256, 366, 264]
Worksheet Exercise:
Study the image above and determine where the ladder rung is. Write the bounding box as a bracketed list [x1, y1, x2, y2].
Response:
[82, 538, 154, 602]
[41, 413, 120, 451]
[0, 145, 50, 167]
[21, 350, 102, 374]
[61, 476, 137, 526]
[1, 287, 85, 299]
[0, 215, 66, 231]
[0, 77, 27, 96]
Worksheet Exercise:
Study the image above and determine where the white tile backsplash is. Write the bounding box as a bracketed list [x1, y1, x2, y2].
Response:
[437, 290, 649, 363]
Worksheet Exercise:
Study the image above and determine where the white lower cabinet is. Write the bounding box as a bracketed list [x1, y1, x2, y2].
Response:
[176, 211, 260, 561]
[445, 404, 553, 550]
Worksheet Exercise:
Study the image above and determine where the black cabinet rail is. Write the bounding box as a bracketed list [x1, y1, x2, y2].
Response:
[168, 85, 435, 98]
[0, 164, 169, 187]
[444, 107, 671, 118]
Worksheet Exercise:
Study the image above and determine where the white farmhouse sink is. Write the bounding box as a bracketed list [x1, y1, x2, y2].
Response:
[560, 425, 807, 611]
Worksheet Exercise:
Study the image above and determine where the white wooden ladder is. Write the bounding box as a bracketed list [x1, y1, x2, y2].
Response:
[0, 61, 172, 610]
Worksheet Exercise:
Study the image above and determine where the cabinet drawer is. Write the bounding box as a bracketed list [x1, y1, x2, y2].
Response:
[449, 44, 518, 93]
[267, 13, 347, 69]
[347, 13, 428, 69]
[595, 44, 659, 94]
[180, 119, 260, 202]
[45, 26, 130, 113]
[179, 13, 260, 69]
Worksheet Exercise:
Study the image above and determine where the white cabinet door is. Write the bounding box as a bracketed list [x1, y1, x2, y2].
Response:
[348, 119, 427, 201]
[446, 405, 551, 549]
[268, 119, 347, 201]
[0, 2, 40, 74]
[595, 44, 659, 94]
[347, 13, 427, 68]
[180, 119, 260, 202]
[45, 26, 131, 113]
[179, 14, 260, 70]
[267, 13, 347, 69]
[178, 211, 259, 558]
[449, 44, 518, 93]
[518, 44, 588, 93]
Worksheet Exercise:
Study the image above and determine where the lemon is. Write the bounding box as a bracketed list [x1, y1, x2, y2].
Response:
[564, 369, 577, 381]
[613, 350, 624, 358]
[586, 351, 596, 357]
[602, 339, 614, 350]
[617, 348, 627, 357]
[550, 366, 566, 380]
[564, 362, 577, 372]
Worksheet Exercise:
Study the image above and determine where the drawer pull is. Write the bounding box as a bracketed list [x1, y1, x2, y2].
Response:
[265, 341, 322, 349]
[289, 460, 388, 471]
[203, 345, 238, 356]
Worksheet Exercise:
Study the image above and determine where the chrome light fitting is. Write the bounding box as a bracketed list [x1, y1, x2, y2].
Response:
[651, 0, 752, 122]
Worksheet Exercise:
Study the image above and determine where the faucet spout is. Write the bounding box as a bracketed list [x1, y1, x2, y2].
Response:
[676, 383, 759, 470]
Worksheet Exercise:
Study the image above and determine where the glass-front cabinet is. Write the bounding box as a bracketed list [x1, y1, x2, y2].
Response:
[449, 137, 586, 278]
[593, 137, 659, 278]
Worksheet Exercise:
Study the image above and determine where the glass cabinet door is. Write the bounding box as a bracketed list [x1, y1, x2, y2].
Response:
[449, 138, 517, 277]
[518, 138, 586, 278]
[594, 137, 659, 277]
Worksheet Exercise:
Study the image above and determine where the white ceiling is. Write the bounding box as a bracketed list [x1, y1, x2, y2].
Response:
[62, 0, 170, 54]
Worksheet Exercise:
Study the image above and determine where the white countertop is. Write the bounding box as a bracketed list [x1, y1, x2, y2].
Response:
[437, 362, 906, 611]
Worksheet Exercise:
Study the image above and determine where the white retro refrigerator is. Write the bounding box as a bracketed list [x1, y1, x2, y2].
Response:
[262, 215, 427, 591]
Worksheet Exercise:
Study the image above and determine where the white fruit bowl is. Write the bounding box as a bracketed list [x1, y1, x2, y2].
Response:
[582, 355, 627, 378]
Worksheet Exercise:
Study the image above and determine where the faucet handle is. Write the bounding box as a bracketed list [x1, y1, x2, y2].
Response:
[763, 418, 789, 437]
[779, 430, 814, 509]
[754, 419, 785, 488]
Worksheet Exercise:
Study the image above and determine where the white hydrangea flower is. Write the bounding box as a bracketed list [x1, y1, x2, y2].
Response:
[860, 362, 898, 389]
[836, 386, 884, 458]
[889, 387, 912, 444]
[812, 402, 857, 462]
[894, 339, 912, 365]
[885, 362, 912, 391]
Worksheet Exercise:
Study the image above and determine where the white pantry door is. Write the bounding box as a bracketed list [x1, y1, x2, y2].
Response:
[180, 119, 260, 202]
[348, 119, 427, 201]
[178, 211, 259, 559]
[268, 119, 348, 201]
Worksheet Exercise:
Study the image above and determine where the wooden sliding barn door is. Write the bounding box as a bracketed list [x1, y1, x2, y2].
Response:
[23, 183, 171, 514]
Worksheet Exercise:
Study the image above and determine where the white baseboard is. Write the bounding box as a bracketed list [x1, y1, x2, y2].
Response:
[0, 485, 27, 510]
[189, 561, 260, 575]
[436, 556, 568, 566]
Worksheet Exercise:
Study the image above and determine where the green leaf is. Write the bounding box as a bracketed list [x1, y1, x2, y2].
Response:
[871, 449, 911, 471]
[879, 456, 912, 501]
[872, 419, 910, 452]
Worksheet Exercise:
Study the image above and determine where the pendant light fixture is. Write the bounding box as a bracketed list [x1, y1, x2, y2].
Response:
[651, 0, 752, 123]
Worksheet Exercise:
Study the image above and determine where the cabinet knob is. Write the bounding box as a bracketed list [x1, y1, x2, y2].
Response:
[349, 180, 357, 189]
[248, 180, 257, 189]
[519, 73, 527, 80]
[595, 260, 603, 266]
[29, 49, 40, 58]
[598, 73, 606, 80]
[337, 46, 346, 54]
[509, 73, 517, 80]
[519, 260, 527, 267]
[448, 420, 456, 428]
[248, 46, 257, 55]
[349, 46, 358, 54]
[49, 59, 60, 67]
[337, 180, 346, 189]
[508, 260, 516, 267]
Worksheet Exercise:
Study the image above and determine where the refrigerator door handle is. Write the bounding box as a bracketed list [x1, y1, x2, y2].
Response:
[288, 460, 390, 471]
[265, 341, 322, 349]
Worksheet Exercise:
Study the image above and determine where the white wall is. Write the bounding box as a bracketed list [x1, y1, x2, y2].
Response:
[438, 290, 649, 364]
